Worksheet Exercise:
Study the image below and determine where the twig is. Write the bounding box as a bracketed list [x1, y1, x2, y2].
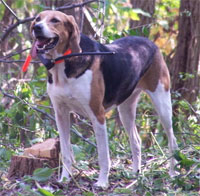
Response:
[95, 0, 106, 42]
[0, 16, 35, 42]
[1, 48, 31, 60]
[156, 146, 187, 169]
[0, 87, 96, 148]
[125, 179, 137, 189]
[56, 0, 99, 11]
[0, 87, 55, 121]
[0, 0, 19, 21]
[150, 132, 166, 158]
[71, 125, 97, 148]
[0, 59, 40, 64]
[80, 5, 84, 32]
[60, 154, 89, 193]
[183, 98, 200, 121]
[2, 121, 35, 133]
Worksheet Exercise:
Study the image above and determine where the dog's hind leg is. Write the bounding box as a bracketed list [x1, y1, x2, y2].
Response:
[145, 81, 178, 176]
[118, 89, 142, 174]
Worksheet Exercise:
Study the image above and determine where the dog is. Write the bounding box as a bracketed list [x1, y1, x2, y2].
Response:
[29, 10, 178, 188]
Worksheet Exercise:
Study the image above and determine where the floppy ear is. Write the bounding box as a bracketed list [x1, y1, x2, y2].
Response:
[65, 15, 82, 53]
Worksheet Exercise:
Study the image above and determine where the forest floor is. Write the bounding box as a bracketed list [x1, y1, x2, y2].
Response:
[0, 146, 199, 196]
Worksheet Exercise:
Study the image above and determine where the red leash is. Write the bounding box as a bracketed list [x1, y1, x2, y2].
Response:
[22, 55, 32, 72]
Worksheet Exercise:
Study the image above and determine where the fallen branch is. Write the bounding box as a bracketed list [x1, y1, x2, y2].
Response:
[0, 87, 97, 148]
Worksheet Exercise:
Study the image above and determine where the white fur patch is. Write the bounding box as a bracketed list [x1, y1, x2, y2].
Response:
[33, 17, 55, 38]
[146, 81, 173, 129]
[48, 65, 93, 117]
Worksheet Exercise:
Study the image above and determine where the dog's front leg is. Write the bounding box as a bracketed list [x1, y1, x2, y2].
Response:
[54, 108, 73, 181]
[92, 119, 111, 188]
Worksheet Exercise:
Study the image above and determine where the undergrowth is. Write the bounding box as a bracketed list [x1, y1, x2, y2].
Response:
[0, 78, 200, 195]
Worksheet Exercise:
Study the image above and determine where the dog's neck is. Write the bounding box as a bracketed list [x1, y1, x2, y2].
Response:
[44, 50, 69, 85]
[43, 50, 62, 60]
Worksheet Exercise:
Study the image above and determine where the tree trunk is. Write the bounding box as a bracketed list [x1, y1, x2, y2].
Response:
[170, 0, 200, 103]
[0, 0, 13, 76]
[130, 0, 155, 36]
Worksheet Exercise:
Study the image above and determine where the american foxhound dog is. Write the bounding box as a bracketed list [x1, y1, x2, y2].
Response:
[29, 10, 178, 188]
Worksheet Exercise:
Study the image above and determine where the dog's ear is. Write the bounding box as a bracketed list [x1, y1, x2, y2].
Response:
[65, 15, 82, 53]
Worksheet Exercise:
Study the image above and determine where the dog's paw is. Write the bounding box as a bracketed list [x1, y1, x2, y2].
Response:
[58, 173, 71, 183]
[58, 177, 70, 183]
[169, 170, 179, 178]
[94, 180, 109, 190]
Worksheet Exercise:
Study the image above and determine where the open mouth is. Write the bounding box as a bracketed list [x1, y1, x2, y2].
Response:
[31, 36, 59, 58]
[36, 36, 59, 52]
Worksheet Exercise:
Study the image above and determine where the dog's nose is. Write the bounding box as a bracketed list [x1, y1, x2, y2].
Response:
[33, 24, 43, 34]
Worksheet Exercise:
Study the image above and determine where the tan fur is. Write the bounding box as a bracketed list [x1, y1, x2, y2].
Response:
[138, 49, 170, 92]
[30, 10, 81, 57]
[89, 58, 105, 124]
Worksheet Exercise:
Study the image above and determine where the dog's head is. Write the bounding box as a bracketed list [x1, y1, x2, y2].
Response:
[30, 10, 81, 58]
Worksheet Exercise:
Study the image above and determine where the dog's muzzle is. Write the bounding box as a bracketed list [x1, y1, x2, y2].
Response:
[31, 24, 59, 58]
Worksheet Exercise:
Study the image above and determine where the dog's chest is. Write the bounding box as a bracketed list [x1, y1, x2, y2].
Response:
[47, 67, 93, 116]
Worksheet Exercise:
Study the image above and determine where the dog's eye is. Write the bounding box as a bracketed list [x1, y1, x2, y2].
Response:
[50, 18, 60, 23]
[35, 17, 41, 22]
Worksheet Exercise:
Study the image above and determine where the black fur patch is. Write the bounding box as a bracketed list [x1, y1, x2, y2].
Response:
[99, 36, 157, 107]
[63, 34, 157, 108]
[48, 73, 53, 84]
[64, 34, 96, 78]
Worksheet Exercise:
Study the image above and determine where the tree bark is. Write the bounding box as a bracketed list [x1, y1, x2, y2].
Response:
[8, 138, 60, 179]
[170, 0, 200, 103]
[130, 0, 155, 36]
[0, 0, 13, 75]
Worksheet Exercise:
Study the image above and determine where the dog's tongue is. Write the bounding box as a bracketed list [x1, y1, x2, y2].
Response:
[30, 40, 38, 59]
[31, 39, 49, 58]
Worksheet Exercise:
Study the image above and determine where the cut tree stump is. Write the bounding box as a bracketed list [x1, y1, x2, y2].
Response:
[24, 138, 60, 159]
[8, 138, 60, 179]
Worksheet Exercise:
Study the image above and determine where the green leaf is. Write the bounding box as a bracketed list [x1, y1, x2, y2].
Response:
[83, 191, 95, 196]
[174, 150, 196, 170]
[146, 192, 152, 196]
[128, 10, 140, 20]
[133, 8, 151, 17]
[32, 167, 54, 182]
[16, 0, 24, 8]
[180, 158, 195, 171]
[174, 150, 186, 161]
[12, 54, 20, 61]
[38, 188, 54, 196]
[0, 148, 13, 161]
[114, 188, 132, 194]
